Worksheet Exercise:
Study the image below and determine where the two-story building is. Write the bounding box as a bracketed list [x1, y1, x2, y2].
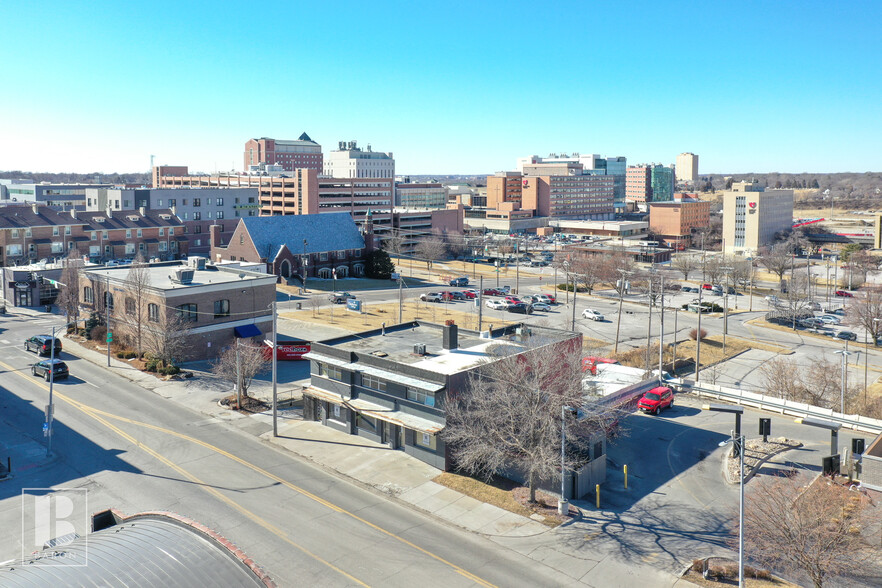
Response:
[209, 212, 370, 280]
[0, 204, 187, 267]
[80, 259, 277, 360]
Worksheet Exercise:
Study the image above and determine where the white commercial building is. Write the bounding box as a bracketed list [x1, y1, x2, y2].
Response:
[324, 140, 395, 180]
[676, 152, 699, 183]
[722, 181, 794, 256]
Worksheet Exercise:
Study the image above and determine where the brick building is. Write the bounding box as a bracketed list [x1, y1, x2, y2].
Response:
[648, 199, 711, 247]
[80, 260, 277, 361]
[210, 212, 369, 280]
[521, 174, 614, 219]
[0, 204, 187, 267]
[243, 134, 323, 172]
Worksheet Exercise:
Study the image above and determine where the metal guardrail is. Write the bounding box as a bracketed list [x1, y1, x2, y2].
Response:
[670, 377, 882, 435]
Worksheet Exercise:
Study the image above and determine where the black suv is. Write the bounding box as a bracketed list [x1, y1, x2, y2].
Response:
[32, 359, 69, 381]
[25, 335, 62, 356]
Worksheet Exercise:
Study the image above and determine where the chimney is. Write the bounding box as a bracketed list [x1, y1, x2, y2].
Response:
[70, 208, 77, 219]
[31, 203, 39, 215]
[105, 207, 112, 219]
[442, 320, 458, 351]
[209, 224, 221, 249]
[139, 206, 146, 216]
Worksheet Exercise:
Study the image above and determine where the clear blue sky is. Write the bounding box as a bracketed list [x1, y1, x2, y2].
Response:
[2, 1, 880, 175]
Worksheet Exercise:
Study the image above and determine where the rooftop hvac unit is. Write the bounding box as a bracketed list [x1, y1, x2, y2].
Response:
[413, 343, 426, 356]
[169, 268, 195, 285]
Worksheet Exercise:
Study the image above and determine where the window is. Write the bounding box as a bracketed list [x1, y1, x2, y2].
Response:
[84, 286, 94, 304]
[337, 250, 346, 259]
[51, 242, 63, 253]
[213, 299, 230, 318]
[126, 243, 135, 254]
[206, 198, 212, 206]
[52, 227, 59, 236]
[168, 199, 176, 207]
[415, 432, 437, 450]
[148, 303, 159, 322]
[11, 229, 19, 238]
[183, 212, 189, 220]
[407, 388, 435, 407]
[91, 231, 97, 241]
[193, 212, 201, 220]
[157, 200, 163, 207]
[240, 234, 244, 245]
[207, 211, 213, 220]
[176, 303, 197, 322]
[64, 226, 71, 235]
[216, 211, 224, 219]
[139, 242, 145, 252]
[317, 363, 344, 381]
[102, 231, 108, 239]
[159, 241, 168, 251]
[125, 297, 136, 316]
[159, 228, 164, 236]
[362, 374, 386, 391]
[182, 199, 188, 206]
[217, 198, 224, 206]
[126, 229, 132, 238]
[25, 228, 32, 237]
[137, 229, 142, 237]
[320, 252, 328, 261]
[169, 228, 174, 236]
[193, 198, 201, 207]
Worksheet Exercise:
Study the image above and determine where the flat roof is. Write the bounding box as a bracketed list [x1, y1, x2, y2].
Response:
[85, 263, 275, 290]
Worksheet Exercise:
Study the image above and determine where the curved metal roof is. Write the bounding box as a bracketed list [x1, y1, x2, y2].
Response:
[0, 512, 274, 587]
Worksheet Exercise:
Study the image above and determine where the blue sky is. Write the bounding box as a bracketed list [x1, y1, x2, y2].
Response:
[1, 1, 880, 175]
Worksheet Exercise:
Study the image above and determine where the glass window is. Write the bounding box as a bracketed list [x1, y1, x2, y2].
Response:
[159, 228, 164, 236]
[102, 231, 108, 239]
[362, 374, 386, 391]
[126, 229, 132, 238]
[217, 198, 224, 206]
[64, 226, 71, 235]
[52, 227, 59, 236]
[216, 211, 224, 219]
[11, 229, 19, 238]
[193, 212, 201, 220]
[84, 286, 94, 304]
[193, 198, 201, 207]
[91, 231, 97, 241]
[125, 297, 136, 316]
[148, 303, 159, 322]
[176, 303, 197, 322]
[137, 229, 142, 237]
[213, 299, 230, 318]
[407, 388, 436, 407]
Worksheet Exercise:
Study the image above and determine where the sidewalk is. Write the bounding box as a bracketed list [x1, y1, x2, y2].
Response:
[0, 421, 56, 481]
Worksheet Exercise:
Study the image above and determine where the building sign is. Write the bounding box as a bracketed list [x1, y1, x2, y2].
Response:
[263, 340, 311, 360]
[346, 299, 362, 312]
[14, 281, 30, 290]
[748, 202, 757, 213]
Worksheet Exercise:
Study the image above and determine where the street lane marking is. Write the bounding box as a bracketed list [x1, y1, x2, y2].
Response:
[0, 359, 498, 588]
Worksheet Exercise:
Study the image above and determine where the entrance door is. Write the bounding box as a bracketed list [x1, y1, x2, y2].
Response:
[17, 290, 30, 306]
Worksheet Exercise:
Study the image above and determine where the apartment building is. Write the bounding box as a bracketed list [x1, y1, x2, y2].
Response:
[648, 199, 711, 247]
[676, 152, 699, 183]
[85, 187, 259, 255]
[0, 204, 187, 268]
[722, 183, 794, 255]
[243, 134, 323, 172]
[324, 140, 395, 180]
[521, 174, 614, 219]
[81, 260, 276, 361]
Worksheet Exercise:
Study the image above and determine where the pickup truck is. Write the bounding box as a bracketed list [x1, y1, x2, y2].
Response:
[328, 292, 356, 304]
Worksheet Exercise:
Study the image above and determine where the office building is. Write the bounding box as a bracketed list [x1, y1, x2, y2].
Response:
[648, 199, 711, 248]
[626, 165, 652, 203]
[395, 182, 449, 209]
[243, 134, 323, 172]
[0, 180, 112, 209]
[722, 182, 794, 255]
[650, 165, 675, 202]
[517, 153, 626, 213]
[521, 175, 614, 219]
[324, 140, 395, 180]
[486, 172, 524, 210]
[676, 152, 699, 183]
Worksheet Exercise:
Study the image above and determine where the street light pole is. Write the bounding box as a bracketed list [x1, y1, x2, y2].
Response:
[301, 239, 308, 293]
[613, 269, 630, 355]
[834, 347, 853, 414]
[571, 273, 577, 331]
[558, 404, 574, 515]
[695, 286, 704, 382]
[271, 301, 278, 437]
[105, 275, 111, 367]
[658, 274, 665, 384]
[46, 325, 57, 456]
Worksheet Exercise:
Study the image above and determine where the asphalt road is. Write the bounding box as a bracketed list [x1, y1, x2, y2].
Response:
[0, 312, 576, 587]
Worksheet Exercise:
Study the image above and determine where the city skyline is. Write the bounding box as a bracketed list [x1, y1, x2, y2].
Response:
[2, 1, 880, 175]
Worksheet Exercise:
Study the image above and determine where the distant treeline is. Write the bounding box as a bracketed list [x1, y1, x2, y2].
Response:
[697, 172, 882, 200]
[0, 171, 151, 185]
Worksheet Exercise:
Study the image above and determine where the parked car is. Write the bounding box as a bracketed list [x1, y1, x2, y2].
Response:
[531, 302, 552, 311]
[449, 277, 469, 287]
[830, 308, 846, 316]
[504, 295, 522, 304]
[482, 288, 503, 296]
[637, 386, 674, 415]
[507, 302, 533, 314]
[702, 283, 714, 290]
[31, 359, 69, 381]
[680, 285, 692, 292]
[449, 291, 466, 300]
[485, 299, 510, 310]
[764, 295, 780, 304]
[807, 302, 822, 311]
[25, 335, 62, 356]
[460, 290, 478, 299]
[799, 317, 825, 328]
[835, 290, 854, 297]
[328, 292, 356, 304]
[818, 315, 841, 324]
[581, 309, 604, 321]
[536, 294, 556, 304]
[836, 331, 858, 341]
[711, 285, 723, 294]
[420, 292, 443, 303]
[499, 285, 511, 293]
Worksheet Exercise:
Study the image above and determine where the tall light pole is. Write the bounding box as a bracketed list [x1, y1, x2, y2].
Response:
[301, 239, 308, 293]
[658, 273, 665, 383]
[834, 347, 854, 414]
[271, 301, 278, 437]
[721, 266, 733, 353]
[695, 285, 704, 382]
[719, 432, 745, 588]
[563, 261, 570, 306]
[613, 269, 631, 355]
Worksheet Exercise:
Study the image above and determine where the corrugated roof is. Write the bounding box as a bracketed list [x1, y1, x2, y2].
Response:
[241, 213, 365, 260]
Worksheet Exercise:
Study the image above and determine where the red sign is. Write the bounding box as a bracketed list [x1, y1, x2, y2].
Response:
[263, 340, 310, 360]
[522, 179, 529, 187]
[748, 202, 757, 209]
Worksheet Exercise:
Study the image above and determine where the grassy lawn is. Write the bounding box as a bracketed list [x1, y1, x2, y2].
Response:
[682, 569, 798, 588]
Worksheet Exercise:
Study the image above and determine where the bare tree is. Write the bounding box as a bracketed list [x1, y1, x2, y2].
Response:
[760, 356, 856, 408]
[846, 286, 882, 345]
[845, 250, 878, 289]
[444, 337, 618, 503]
[730, 259, 756, 290]
[759, 242, 793, 288]
[740, 474, 880, 588]
[703, 255, 726, 285]
[780, 273, 814, 329]
[120, 254, 150, 355]
[569, 253, 607, 294]
[381, 228, 407, 265]
[211, 340, 269, 405]
[672, 254, 699, 280]
[415, 235, 447, 270]
[56, 250, 84, 325]
[143, 310, 192, 368]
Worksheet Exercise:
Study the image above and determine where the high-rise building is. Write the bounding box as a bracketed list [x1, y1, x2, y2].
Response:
[626, 165, 652, 202]
[324, 140, 395, 179]
[243, 135, 323, 172]
[521, 175, 614, 219]
[648, 199, 711, 248]
[486, 172, 523, 209]
[722, 182, 794, 255]
[650, 165, 675, 202]
[516, 153, 626, 213]
[676, 152, 699, 183]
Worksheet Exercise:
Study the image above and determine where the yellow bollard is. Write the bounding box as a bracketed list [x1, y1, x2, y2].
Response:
[596, 484, 600, 509]
[624, 464, 628, 489]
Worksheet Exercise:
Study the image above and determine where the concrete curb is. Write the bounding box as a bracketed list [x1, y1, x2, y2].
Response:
[719, 440, 804, 485]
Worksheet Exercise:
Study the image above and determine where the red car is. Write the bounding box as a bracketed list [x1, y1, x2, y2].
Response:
[482, 288, 503, 296]
[461, 290, 478, 299]
[440, 291, 456, 301]
[504, 295, 522, 304]
[581, 356, 618, 375]
[835, 290, 854, 297]
[701, 283, 713, 290]
[637, 386, 674, 415]
[540, 293, 556, 304]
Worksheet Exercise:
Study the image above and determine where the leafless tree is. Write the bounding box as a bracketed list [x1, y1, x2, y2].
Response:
[120, 254, 150, 355]
[703, 255, 726, 285]
[56, 249, 84, 325]
[381, 228, 407, 264]
[568, 254, 607, 294]
[415, 234, 447, 270]
[740, 474, 880, 588]
[845, 251, 878, 289]
[846, 286, 882, 345]
[143, 309, 192, 368]
[211, 340, 269, 405]
[760, 356, 857, 408]
[444, 337, 619, 503]
[730, 259, 756, 290]
[780, 273, 814, 329]
[759, 242, 793, 288]
[672, 254, 699, 280]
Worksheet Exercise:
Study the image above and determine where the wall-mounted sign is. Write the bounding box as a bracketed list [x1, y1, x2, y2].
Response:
[14, 281, 30, 290]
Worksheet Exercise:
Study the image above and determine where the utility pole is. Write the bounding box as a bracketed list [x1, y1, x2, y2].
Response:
[695, 286, 703, 382]
[645, 274, 653, 373]
[478, 276, 484, 332]
[46, 325, 57, 456]
[271, 301, 278, 437]
[398, 276, 403, 324]
[613, 270, 629, 355]
[515, 240, 520, 295]
[658, 274, 665, 383]
[236, 340, 242, 409]
[571, 273, 577, 331]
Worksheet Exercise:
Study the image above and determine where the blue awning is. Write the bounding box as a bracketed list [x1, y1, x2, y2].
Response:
[234, 324, 262, 338]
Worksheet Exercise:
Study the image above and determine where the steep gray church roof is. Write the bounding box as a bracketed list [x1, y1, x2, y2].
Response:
[241, 212, 365, 260]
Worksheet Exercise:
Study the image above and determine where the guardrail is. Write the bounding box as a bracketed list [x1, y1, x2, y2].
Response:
[670, 378, 882, 435]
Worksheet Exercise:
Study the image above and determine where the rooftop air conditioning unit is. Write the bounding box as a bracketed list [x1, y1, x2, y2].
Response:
[169, 268, 195, 285]
[413, 343, 426, 356]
